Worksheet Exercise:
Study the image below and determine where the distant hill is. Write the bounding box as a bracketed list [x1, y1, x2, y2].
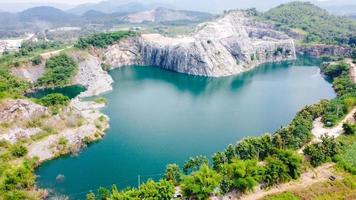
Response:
[121, 7, 213, 23]
[261, 1, 356, 45]
[19, 6, 79, 23]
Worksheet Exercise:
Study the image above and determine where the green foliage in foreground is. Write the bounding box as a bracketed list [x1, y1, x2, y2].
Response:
[303, 135, 340, 167]
[261, 2, 356, 45]
[0, 158, 38, 200]
[264, 192, 300, 200]
[75, 31, 137, 49]
[36, 54, 78, 87]
[181, 165, 222, 200]
[87, 179, 174, 200]
[0, 68, 29, 99]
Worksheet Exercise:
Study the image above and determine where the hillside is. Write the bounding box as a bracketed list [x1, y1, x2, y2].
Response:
[19, 6, 79, 23]
[261, 1, 356, 45]
[121, 7, 213, 23]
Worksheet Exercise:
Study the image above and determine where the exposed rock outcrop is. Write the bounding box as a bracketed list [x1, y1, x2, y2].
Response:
[11, 64, 45, 83]
[102, 11, 296, 77]
[0, 99, 48, 123]
[297, 44, 352, 57]
[74, 54, 113, 97]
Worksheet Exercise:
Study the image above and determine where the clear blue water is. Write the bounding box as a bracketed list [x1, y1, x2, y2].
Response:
[35, 57, 335, 199]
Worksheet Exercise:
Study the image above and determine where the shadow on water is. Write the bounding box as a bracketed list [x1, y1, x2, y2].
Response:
[110, 55, 323, 97]
[26, 85, 86, 99]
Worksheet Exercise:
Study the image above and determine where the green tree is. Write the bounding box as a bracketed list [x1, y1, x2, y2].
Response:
[139, 179, 174, 200]
[263, 157, 290, 187]
[164, 164, 182, 185]
[183, 155, 209, 174]
[86, 191, 95, 200]
[181, 165, 222, 200]
[220, 159, 262, 193]
[38, 93, 70, 107]
[275, 150, 302, 179]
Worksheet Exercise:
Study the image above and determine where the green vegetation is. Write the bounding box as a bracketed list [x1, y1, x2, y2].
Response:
[260, 2, 356, 45]
[9, 144, 28, 158]
[264, 174, 356, 200]
[86, 179, 174, 200]
[36, 54, 78, 87]
[0, 68, 29, 99]
[0, 140, 39, 200]
[164, 164, 182, 185]
[303, 135, 340, 167]
[219, 159, 262, 193]
[335, 134, 356, 174]
[181, 165, 222, 200]
[36, 93, 70, 107]
[343, 122, 356, 135]
[0, 40, 64, 68]
[183, 155, 209, 174]
[321, 61, 356, 126]
[75, 31, 137, 49]
[94, 97, 107, 104]
[264, 192, 300, 200]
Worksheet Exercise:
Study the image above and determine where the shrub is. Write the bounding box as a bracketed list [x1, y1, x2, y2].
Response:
[181, 165, 222, 200]
[38, 93, 70, 107]
[343, 122, 356, 135]
[164, 164, 182, 185]
[9, 144, 28, 158]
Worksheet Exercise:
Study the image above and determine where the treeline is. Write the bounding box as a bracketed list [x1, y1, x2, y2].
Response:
[87, 149, 302, 200]
[75, 31, 137, 49]
[260, 2, 356, 46]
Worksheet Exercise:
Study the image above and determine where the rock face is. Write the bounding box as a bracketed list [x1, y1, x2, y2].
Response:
[103, 11, 296, 77]
[0, 99, 48, 123]
[297, 44, 352, 57]
[74, 54, 113, 97]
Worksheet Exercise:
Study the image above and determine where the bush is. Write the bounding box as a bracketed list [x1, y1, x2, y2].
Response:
[31, 56, 41, 66]
[181, 165, 222, 200]
[343, 122, 356, 135]
[303, 135, 340, 167]
[9, 144, 28, 158]
[37, 93, 70, 107]
[220, 159, 262, 193]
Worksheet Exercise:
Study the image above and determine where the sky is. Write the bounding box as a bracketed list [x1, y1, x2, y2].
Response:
[0, 0, 355, 13]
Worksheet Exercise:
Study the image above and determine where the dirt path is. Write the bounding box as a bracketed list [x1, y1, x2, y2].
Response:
[238, 164, 334, 200]
[211, 164, 335, 200]
[348, 59, 356, 83]
[311, 107, 356, 142]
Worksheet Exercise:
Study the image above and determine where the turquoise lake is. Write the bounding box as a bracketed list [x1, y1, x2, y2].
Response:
[35, 57, 336, 199]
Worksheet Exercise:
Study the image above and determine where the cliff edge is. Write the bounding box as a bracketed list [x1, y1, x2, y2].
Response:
[102, 11, 296, 77]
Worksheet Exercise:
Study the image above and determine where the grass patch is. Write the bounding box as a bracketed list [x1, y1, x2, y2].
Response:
[264, 192, 300, 200]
